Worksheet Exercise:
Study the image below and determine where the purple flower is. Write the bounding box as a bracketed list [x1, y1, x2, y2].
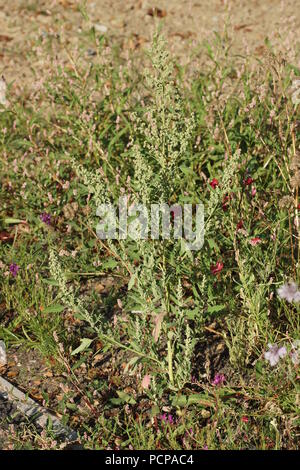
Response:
[9, 263, 20, 277]
[264, 343, 287, 366]
[159, 413, 174, 425]
[40, 212, 51, 225]
[277, 282, 300, 303]
[212, 373, 226, 386]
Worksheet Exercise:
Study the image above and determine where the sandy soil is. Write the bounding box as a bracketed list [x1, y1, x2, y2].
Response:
[0, 0, 299, 94]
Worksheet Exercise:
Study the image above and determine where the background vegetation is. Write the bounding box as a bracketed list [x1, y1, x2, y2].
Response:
[0, 20, 299, 449]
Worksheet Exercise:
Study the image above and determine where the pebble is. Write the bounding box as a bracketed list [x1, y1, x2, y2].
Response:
[0, 341, 7, 366]
[94, 24, 108, 34]
[0, 76, 8, 108]
[87, 48, 97, 57]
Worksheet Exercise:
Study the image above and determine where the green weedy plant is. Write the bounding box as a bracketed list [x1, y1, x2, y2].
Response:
[224, 242, 274, 366]
[49, 32, 241, 392]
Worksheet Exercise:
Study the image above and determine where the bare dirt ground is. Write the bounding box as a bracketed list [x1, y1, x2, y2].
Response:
[0, 0, 299, 95]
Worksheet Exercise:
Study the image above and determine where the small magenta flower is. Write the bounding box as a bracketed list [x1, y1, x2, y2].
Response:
[141, 374, 151, 390]
[264, 343, 287, 366]
[244, 177, 254, 186]
[9, 263, 20, 277]
[237, 220, 244, 230]
[249, 237, 261, 246]
[168, 415, 174, 425]
[40, 212, 51, 225]
[209, 178, 219, 189]
[212, 373, 226, 386]
[210, 261, 224, 276]
[159, 413, 174, 425]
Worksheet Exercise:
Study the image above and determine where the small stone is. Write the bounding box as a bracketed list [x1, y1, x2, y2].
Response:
[0, 341, 6, 366]
[94, 24, 107, 34]
[87, 48, 97, 57]
[0, 76, 8, 108]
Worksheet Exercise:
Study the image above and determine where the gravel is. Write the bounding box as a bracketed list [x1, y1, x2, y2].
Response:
[0, 391, 32, 449]
[0, 392, 25, 426]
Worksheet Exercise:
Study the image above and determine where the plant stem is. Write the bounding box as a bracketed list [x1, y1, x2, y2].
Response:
[167, 339, 174, 385]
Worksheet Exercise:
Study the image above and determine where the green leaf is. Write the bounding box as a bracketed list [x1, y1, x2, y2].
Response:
[71, 355, 88, 371]
[66, 403, 78, 411]
[172, 393, 215, 408]
[110, 390, 136, 405]
[128, 272, 137, 290]
[41, 278, 60, 286]
[4, 218, 25, 225]
[43, 304, 65, 314]
[187, 394, 214, 407]
[206, 304, 225, 314]
[150, 405, 160, 417]
[207, 238, 218, 250]
[71, 338, 93, 356]
[171, 395, 187, 407]
[185, 309, 197, 320]
[102, 258, 118, 269]
[255, 360, 263, 376]
[180, 164, 194, 176]
[118, 390, 136, 404]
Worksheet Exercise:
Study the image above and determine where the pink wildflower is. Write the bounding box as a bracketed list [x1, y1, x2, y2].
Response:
[277, 282, 300, 303]
[209, 178, 219, 189]
[212, 373, 226, 386]
[244, 177, 254, 186]
[210, 261, 224, 276]
[264, 343, 287, 366]
[9, 263, 20, 277]
[249, 237, 261, 246]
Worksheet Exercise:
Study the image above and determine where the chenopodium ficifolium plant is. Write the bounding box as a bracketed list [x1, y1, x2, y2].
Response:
[122, 32, 198, 389]
[49, 32, 241, 392]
